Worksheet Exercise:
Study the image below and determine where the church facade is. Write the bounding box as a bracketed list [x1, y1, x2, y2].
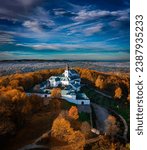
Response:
[28, 65, 90, 105]
[48, 65, 81, 91]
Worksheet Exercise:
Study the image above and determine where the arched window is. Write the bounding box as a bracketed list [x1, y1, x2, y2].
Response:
[81, 101, 84, 105]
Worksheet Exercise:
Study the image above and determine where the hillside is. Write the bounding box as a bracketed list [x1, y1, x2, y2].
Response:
[0, 68, 130, 150]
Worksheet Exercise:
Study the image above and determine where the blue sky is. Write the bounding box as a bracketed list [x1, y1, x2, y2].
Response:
[0, 0, 130, 60]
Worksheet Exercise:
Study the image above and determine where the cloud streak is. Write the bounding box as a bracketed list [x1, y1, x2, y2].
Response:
[83, 24, 103, 36]
[23, 20, 42, 33]
[73, 9, 129, 22]
[15, 42, 128, 53]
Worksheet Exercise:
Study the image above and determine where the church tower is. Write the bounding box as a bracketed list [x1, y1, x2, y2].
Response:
[66, 64, 69, 70]
[64, 64, 70, 77]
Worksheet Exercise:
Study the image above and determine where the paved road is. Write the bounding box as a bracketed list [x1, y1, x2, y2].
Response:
[18, 144, 48, 150]
[91, 103, 109, 132]
[77, 105, 91, 113]
[94, 89, 112, 99]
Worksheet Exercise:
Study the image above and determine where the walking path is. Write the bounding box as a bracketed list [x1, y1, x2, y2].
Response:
[94, 89, 112, 99]
[91, 103, 109, 132]
[18, 144, 48, 150]
[109, 109, 128, 141]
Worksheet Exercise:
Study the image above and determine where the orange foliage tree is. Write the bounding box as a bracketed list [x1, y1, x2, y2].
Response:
[95, 75, 106, 90]
[9, 80, 19, 88]
[68, 130, 85, 149]
[80, 69, 94, 83]
[114, 87, 122, 99]
[127, 94, 130, 102]
[51, 116, 74, 142]
[49, 98, 61, 111]
[51, 116, 85, 148]
[28, 94, 44, 112]
[68, 106, 79, 120]
[0, 68, 66, 138]
[105, 115, 119, 137]
[80, 121, 91, 138]
[51, 88, 61, 98]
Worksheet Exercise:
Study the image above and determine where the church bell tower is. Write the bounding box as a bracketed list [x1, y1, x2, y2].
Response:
[64, 64, 70, 77]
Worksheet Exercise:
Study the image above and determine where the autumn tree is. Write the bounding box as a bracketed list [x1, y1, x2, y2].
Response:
[68, 106, 79, 120]
[104, 115, 119, 137]
[28, 94, 43, 112]
[0, 77, 10, 87]
[68, 130, 85, 149]
[0, 88, 28, 130]
[51, 116, 74, 142]
[80, 121, 91, 138]
[1, 88, 27, 102]
[114, 87, 122, 99]
[21, 99, 32, 114]
[80, 69, 94, 83]
[33, 84, 40, 92]
[0, 119, 16, 137]
[49, 98, 61, 111]
[91, 135, 115, 150]
[51, 116, 85, 149]
[59, 110, 68, 119]
[51, 88, 61, 98]
[91, 135, 129, 150]
[9, 80, 19, 88]
[127, 94, 130, 102]
[0, 96, 17, 136]
[95, 75, 106, 90]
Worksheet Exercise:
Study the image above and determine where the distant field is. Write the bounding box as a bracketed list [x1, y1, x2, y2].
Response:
[0, 60, 129, 76]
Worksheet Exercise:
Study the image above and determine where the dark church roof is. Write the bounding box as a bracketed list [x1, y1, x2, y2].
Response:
[70, 69, 78, 74]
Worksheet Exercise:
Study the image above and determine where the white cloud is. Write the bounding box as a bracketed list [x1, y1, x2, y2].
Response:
[0, 33, 15, 44]
[53, 22, 82, 32]
[53, 8, 67, 16]
[74, 10, 109, 22]
[105, 37, 123, 42]
[116, 16, 129, 21]
[83, 24, 103, 36]
[33, 7, 55, 27]
[0, 51, 16, 60]
[73, 9, 129, 22]
[109, 21, 120, 28]
[23, 20, 41, 32]
[0, 0, 43, 21]
[16, 42, 126, 52]
[61, 22, 103, 36]
[22, 7, 55, 33]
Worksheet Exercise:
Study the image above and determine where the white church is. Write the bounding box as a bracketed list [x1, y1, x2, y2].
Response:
[48, 65, 81, 91]
[29, 65, 90, 105]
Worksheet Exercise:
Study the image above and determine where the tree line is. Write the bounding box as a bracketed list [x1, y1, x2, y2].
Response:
[76, 68, 130, 102]
[0, 68, 64, 140]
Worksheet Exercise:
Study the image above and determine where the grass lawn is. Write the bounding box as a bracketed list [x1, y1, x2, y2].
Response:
[79, 112, 91, 123]
[60, 99, 76, 110]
